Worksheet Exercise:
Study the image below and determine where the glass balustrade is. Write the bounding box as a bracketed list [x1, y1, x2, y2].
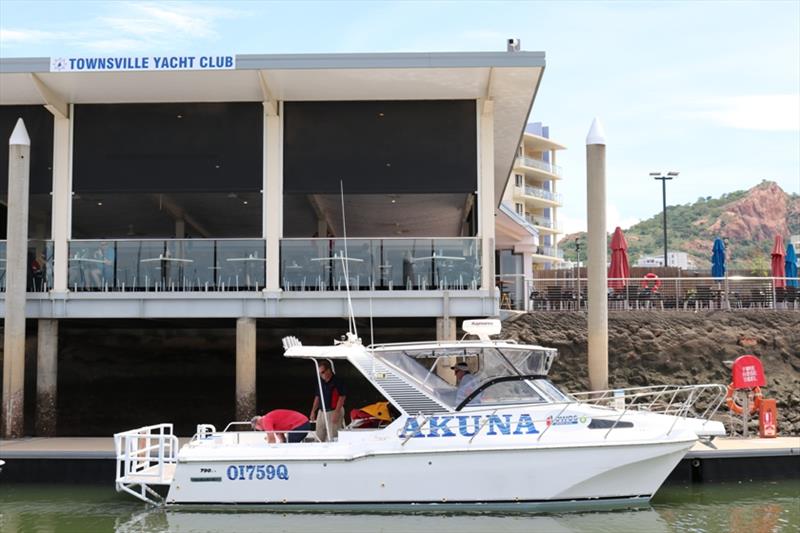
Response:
[522, 185, 562, 204]
[517, 156, 563, 176]
[67, 239, 265, 292]
[280, 238, 481, 291]
[525, 215, 561, 231]
[0, 240, 54, 292]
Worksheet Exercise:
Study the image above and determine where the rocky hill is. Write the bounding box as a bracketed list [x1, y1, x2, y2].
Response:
[502, 311, 800, 435]
[560, 181, 799, 270]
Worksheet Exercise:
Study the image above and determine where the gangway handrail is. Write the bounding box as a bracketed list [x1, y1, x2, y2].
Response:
[114, 423, 179, 505]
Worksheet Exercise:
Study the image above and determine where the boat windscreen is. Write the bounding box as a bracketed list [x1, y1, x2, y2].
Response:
[376, 346, 558, 409]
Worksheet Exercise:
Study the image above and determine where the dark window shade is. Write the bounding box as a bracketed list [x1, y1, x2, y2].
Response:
[284, 100, 476, 194]
[73, 103, 262, 193]
[0, 105, 54, 194]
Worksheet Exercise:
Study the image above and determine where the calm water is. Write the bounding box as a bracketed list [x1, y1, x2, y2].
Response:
[0, 481, 798, 533]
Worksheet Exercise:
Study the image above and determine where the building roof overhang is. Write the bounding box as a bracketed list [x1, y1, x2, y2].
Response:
[523, 131, 566, 151]
[0, 51, 545, 206]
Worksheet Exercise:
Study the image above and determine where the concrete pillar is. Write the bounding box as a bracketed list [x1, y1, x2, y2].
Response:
[436, 317, 456, 341]
[264, 102, 282, 291]
[478, 99, 496, 292]
[435, 317, 457, 384]
[175, 218, 185, 238]
[51, 114, 71, 292]
[3, 119, 31, 438]
[586, 118, 608, 392]
[235, 317, 257, 421]
[35, 319, 58, 436]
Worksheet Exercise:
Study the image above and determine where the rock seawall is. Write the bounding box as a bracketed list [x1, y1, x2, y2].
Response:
[502, 311, 800, 435]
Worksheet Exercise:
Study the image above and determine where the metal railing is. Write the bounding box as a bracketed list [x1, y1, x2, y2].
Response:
[571, 384, 727, 438]
[516, 156, 563, 176]
[534, 245, 564, 259]
[520, 185, 562, 204]
[524, 276, 800, 312]
[67, 239, 266, 292]
[0, 239, 54, 292]
[280, 237, 481, 291]
[114, 423, 179, 505]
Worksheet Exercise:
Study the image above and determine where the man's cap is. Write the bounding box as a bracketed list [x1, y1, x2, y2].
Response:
[451, 362, 470, 372]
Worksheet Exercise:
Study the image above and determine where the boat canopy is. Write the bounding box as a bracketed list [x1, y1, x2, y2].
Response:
[372, 342, 563, 410]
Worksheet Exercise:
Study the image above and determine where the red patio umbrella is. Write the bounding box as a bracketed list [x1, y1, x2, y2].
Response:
[608, 226, 630, 291]
[771, 235, 786, 288]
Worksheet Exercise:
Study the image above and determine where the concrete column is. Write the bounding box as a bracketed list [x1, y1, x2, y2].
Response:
[3, 119, 31, 438]
[51, 114, 71, 292]
[264, 103, 282, 291]
[436, 317, 456, 341]
[523, 251, 534, 311]
[478, 100, 495, 291]
[235, 317, 257, 421]
[175, 218, 185, 238]
[35, 319, 58, 436]
[586, 118, 608, 392]
[435, 317, 457, 384]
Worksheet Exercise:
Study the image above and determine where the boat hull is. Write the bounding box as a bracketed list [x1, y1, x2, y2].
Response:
[165, 439, 692, 505]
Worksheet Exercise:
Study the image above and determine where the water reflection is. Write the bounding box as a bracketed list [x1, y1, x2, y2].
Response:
[0, 481, 797, 533]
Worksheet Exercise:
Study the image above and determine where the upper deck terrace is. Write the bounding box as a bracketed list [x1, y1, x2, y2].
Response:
[0, 238, 493, 319]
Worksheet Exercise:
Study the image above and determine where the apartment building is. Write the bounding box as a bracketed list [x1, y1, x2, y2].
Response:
[503, 123, 565, 271]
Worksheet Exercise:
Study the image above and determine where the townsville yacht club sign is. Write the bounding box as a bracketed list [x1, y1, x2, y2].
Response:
[50, 54, 235, 72]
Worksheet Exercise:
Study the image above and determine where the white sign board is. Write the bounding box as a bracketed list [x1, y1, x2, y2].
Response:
[50, 55, 236, 72]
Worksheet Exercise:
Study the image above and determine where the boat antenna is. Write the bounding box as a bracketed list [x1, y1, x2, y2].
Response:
[340, 180, 357, 338]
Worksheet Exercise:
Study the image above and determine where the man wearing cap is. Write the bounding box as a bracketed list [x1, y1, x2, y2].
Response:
[452, 362, 480, 404]
[251, 409, 312, 443]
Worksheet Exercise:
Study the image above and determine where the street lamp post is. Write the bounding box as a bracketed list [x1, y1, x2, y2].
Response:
[575, 239, 581, 310]
[649, 171, 679, 269]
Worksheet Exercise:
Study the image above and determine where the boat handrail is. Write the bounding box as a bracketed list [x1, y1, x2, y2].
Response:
[367, 339, 550, 351]
[113, 423, 179, 505]
[570, 383, 728, 437]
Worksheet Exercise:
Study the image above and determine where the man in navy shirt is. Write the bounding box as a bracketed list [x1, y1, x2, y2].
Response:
[310, 361, 347, 441]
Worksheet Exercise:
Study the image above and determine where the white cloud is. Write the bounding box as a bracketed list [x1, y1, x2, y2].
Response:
[684, 94, 800, 131]
[558, 204, 639, 237]
[1, 2, 244, 53]
[0, 28, 69, 43]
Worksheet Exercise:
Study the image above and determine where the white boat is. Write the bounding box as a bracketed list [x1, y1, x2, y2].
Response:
[114, 319, 726, 508]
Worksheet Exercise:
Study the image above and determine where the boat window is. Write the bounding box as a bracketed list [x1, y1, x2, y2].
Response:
[462, 379, 546, 408]
[375, 345, 558, 409]
[533, 378, 573, 403]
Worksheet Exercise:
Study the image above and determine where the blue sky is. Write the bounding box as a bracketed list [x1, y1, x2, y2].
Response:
[1, 0, 798, 233]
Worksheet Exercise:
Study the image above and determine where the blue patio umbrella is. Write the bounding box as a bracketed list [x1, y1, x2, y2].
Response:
[711, 238, 726, 279]
[786, 243, 798, 287]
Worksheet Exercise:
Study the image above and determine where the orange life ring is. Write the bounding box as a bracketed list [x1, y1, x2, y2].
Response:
[640, 273, 661, 291]
[725, 383, 762, 415]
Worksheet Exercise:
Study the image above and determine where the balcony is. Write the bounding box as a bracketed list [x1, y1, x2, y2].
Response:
[520, 185, 562, 205]
[533, 245, 564, 259]
[281, 237, 481, 291]
[0, 240, 54, 292]
[515, 156, 563, 177]
[66, 239, 266, 292]
[525, 215, 561, 232]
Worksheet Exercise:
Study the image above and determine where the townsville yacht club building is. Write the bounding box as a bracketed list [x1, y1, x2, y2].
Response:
[0, 49, 546, 435]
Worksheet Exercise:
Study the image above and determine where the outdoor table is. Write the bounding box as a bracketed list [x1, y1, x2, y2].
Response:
[69, 256, 106, 289]
[140, 255, 194, 289]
